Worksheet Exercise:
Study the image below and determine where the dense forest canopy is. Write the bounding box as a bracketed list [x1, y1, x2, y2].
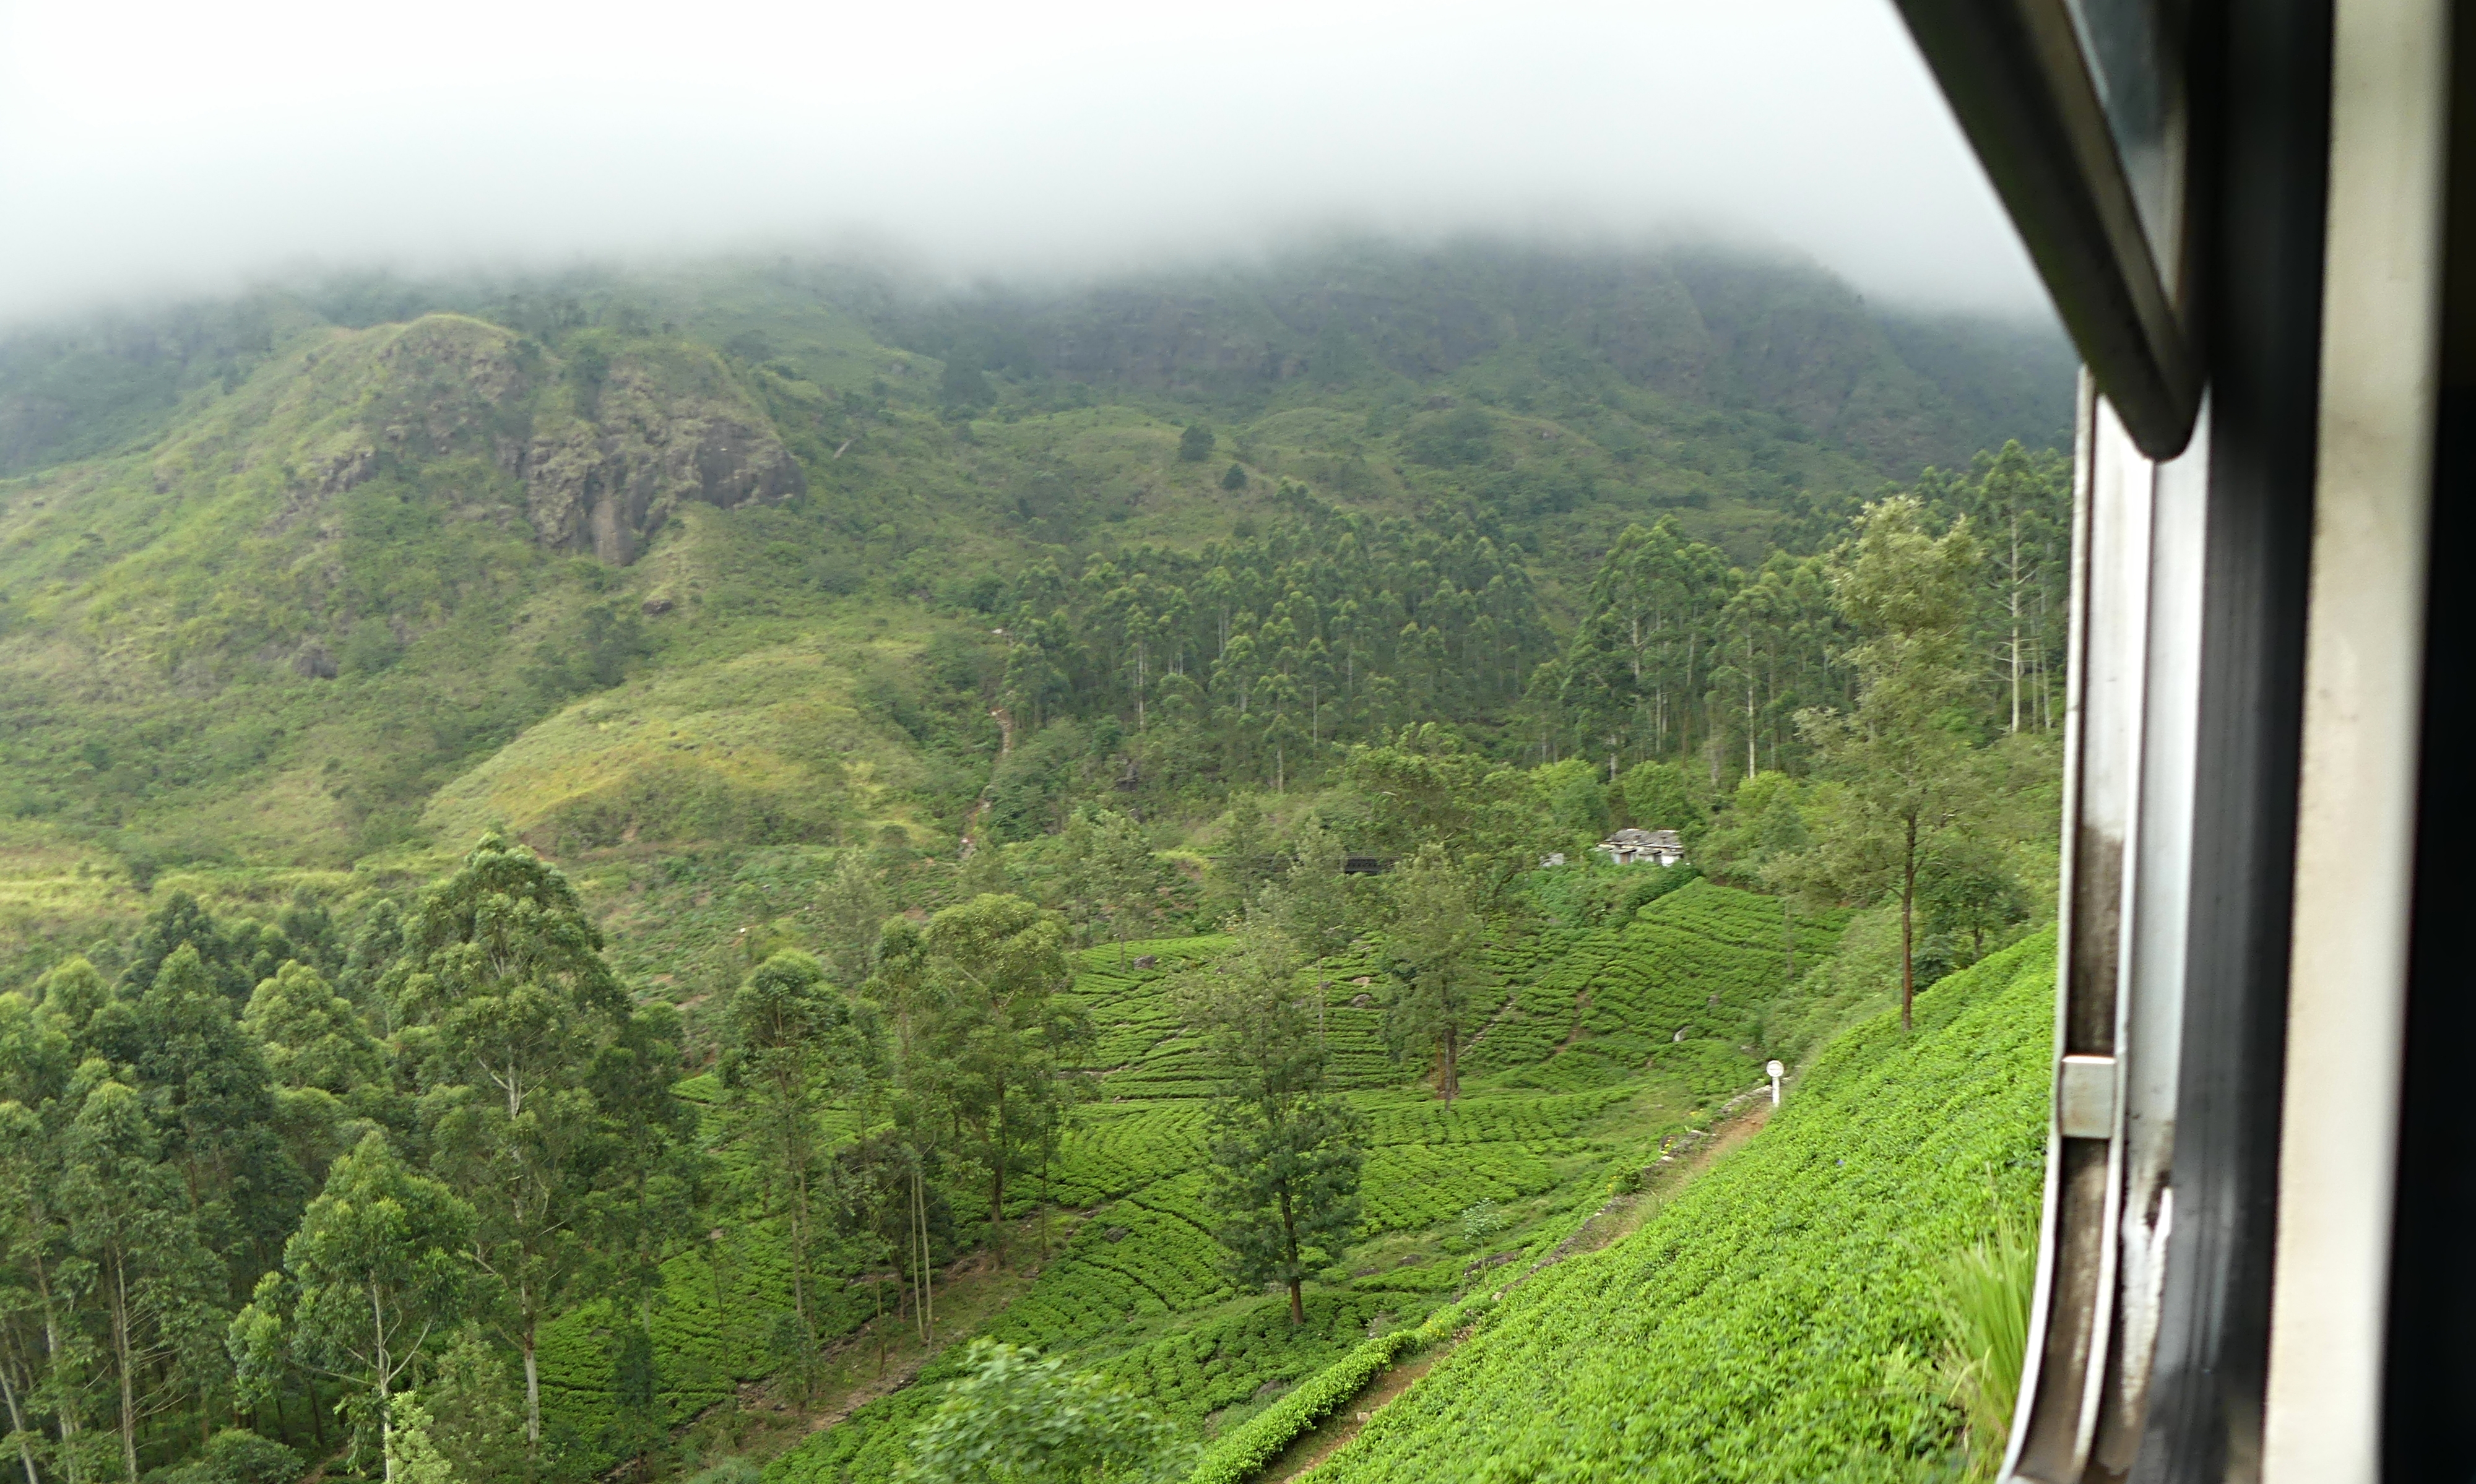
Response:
[0, 239, 2072, 1482]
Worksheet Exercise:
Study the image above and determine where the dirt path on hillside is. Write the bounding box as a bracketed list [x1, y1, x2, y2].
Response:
[1258, 1350, 1446, 1483]
[957, 707, 1014, 859]
[1500, 1085, 1775, 1287]
[1259, 1087, 1779, 1482]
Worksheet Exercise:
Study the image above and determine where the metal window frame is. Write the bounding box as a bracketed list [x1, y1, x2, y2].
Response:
[1894, 1, 2344, 1479]
[2007, 375, 2212, 1484]
[1894, 0, 2202, 459]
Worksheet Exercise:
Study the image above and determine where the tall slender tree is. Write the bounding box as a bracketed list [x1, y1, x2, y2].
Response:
[719, 950, 874, 1394]
[814, 855, 888, 990]
[1957, 442, 2071, 735]
[391, 833, 631, 1455]
[233, 1133, 472, 1484]
[0, 1000, 80, 1484]
[1066, 809, 1172, 963]
[1185, 915, 1364, 1324]
[59, 1078, 220, 1482]
[915, 897, 1087, 1261]
[1773, 496, 1988, 1030]
[1380, 846, 1496, 1105]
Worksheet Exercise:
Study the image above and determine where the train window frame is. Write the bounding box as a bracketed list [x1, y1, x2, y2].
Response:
[1892, 0, 2454, 1478]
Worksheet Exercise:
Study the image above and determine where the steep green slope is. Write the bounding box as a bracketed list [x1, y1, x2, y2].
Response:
[838, 241, 2067, 477]
[0, 293, 314, 475]
[1312, 931, 2055, 1483]
[1468, 879, 1848, 1091]
[0, 313, 824, 869]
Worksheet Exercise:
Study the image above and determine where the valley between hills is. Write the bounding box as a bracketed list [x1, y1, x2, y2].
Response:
[0, 241, 2066, 1483]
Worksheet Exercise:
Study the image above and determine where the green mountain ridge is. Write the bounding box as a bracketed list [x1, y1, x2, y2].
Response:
[0, 239, 2067, 969]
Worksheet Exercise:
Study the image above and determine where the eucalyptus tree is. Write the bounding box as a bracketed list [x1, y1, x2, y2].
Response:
[1560, 518, 1733, 774]
[719, 950, 876, 1392]
[337, 900, 406, 1033]
[389, 832, 637, 1455]
[858, 922, 956, 1342]
[1260, 820, 1355, 968]
[831, 1132, 926, 1361]
[813, 852, 888, 990]
[584, 1001, 702, 1354]
[59, 1076, 222, 1483]
[915, 896, 1088, 1260]
[1712, 551, 1845, 781]
[0, 999, 79, 1484]
[405, 1329, 522, 1483]
[0, 1105, 50, 1484]
[232, 1133, 473, 1484]
[115, 893, 242, 1002]
[274, 891, 345, 980]
[1381, 846, 1496, 1105]
[1773, 496, 1989, 1030]
[1184, 914, 1364, 1325]
[245, 963, 383, 1097]
[30, 959, 105, 1041]
[1064, 809, 1172, 963]
[1956, 441, 2071, 735]
[245, 962, 387, 1189]
[113, 945, 305, 1304]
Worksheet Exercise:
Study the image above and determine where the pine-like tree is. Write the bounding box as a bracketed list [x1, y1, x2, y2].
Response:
[1186, 915, 1364, 1324]
[1381, 845, 1495, 1104]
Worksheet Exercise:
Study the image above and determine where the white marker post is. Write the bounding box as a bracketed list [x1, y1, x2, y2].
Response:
[1766, 1059, 1785, 1106]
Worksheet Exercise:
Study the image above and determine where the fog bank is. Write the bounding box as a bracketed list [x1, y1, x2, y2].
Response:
[0, 0, 2048, 324]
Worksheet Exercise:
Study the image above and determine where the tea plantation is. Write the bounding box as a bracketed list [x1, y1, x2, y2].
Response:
[743, 881, 1858, 1483]
[501, 879, 2036, 1482]
[1311, 932, 2057, 1483]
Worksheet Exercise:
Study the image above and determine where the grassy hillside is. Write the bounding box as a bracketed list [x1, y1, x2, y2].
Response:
[1309, 931, 2056, 1483]
[0, 239, 2067, 984]
[350, 878, 1848, 1478]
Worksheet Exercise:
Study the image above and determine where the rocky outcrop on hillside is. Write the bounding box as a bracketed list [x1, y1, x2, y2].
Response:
[517, 363, 805, 565]
[310, 316, 805, 565]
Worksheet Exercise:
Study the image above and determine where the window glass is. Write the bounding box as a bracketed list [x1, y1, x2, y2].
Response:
[2064, 0, 2189, 275]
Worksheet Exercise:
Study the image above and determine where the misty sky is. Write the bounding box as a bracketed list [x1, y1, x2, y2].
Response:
[0, 0, 2048, 324]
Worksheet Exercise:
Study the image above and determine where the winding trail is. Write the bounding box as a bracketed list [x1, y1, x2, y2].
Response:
[957, 706, 1013, 859]
[1258, 1085, 1781, 1483]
